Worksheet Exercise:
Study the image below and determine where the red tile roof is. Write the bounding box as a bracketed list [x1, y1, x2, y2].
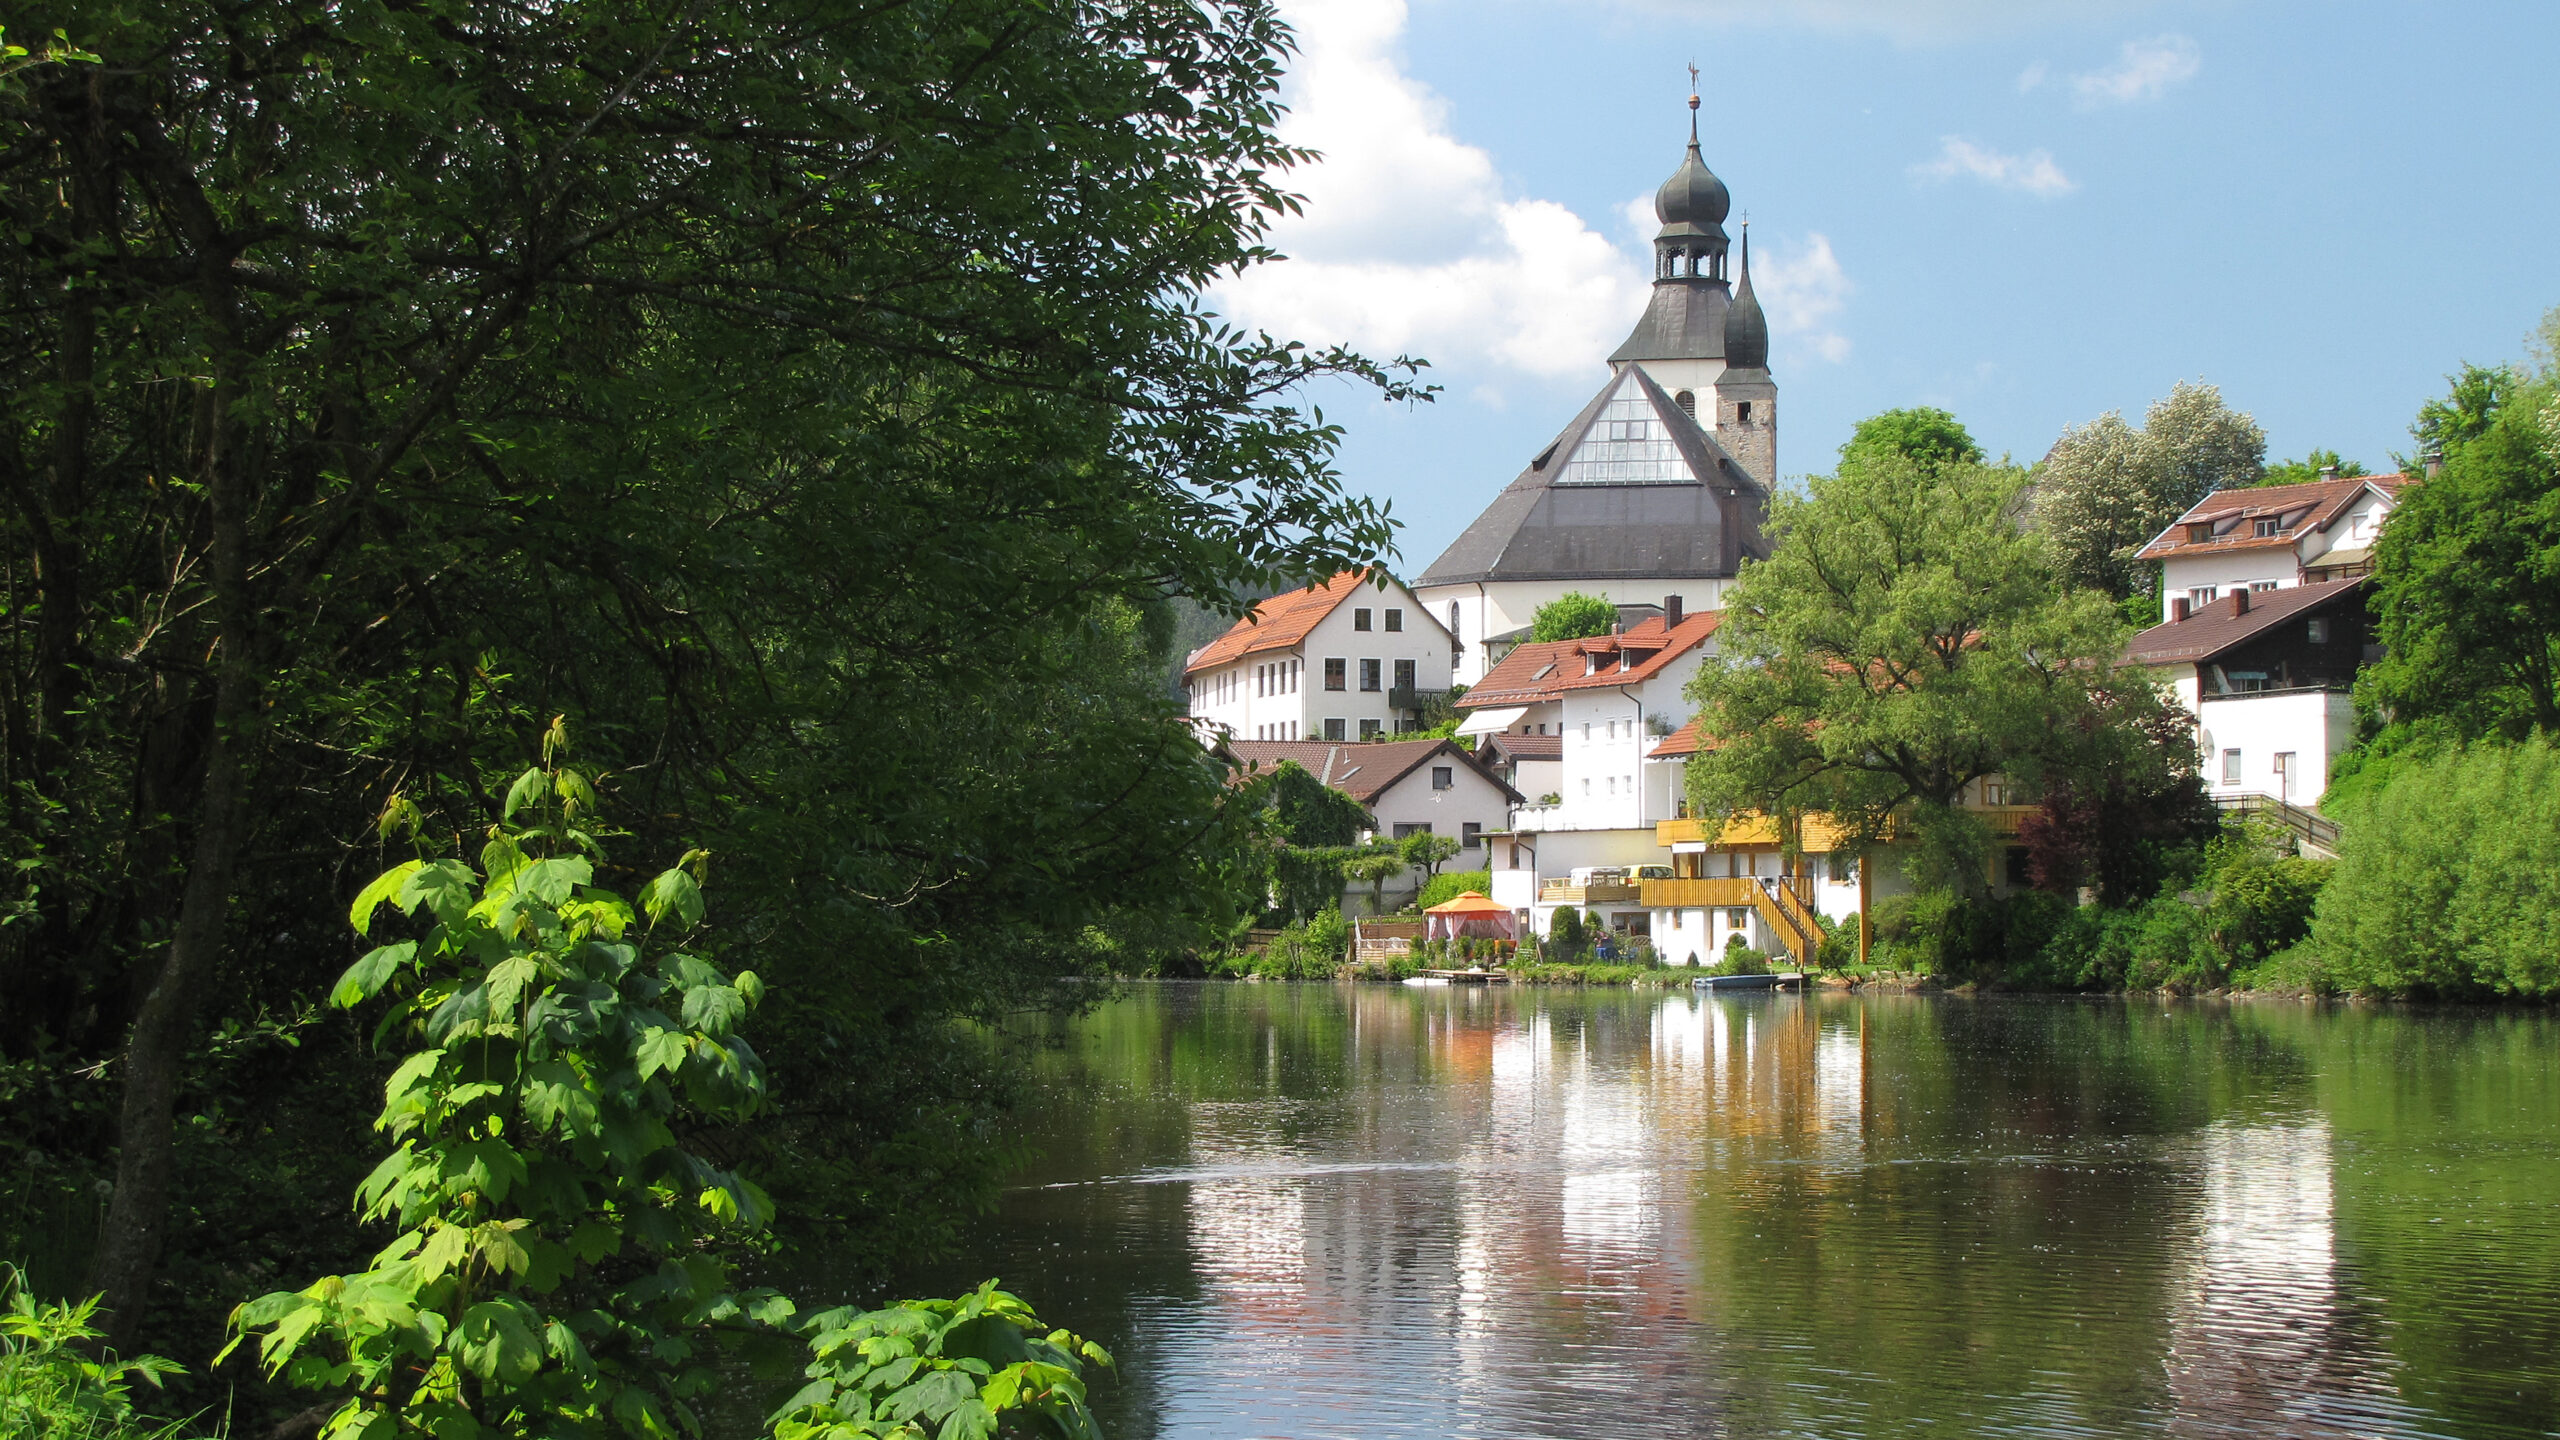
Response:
[1482, 731, 1561, 762]
[1647, 717, 1716, 758]
[1224, 738, 1523, 806]
[2125, 577, 2369, 666]
[1184, 570, 1405, 675]
[2136, 475, 2408, 562]
[1457, 611, 1725, 707]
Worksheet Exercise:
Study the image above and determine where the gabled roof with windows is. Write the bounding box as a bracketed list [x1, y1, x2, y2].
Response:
[1554, 610, 1724, 691]
[2135, 475, 2408, 562]
[1184, 569, 1448, 675]
[1417, 366, 1770, 588]
[1224, 738, 1523, 806]
[1458, 639, 1579, 708]
[2125, 577, 2370, 666]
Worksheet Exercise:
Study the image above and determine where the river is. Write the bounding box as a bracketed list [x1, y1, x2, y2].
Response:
[897, 982, 2560, 1439]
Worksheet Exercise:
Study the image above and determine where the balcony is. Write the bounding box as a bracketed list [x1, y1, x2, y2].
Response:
[1388, 685, 1450, 713]
[1540, 878, 1641, 905]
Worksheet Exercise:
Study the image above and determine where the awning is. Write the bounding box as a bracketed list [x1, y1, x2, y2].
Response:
[1457, 705, 1528, 737]
[1425, 891, 1518, 942]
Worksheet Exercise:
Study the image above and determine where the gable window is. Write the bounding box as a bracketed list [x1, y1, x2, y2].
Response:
[1360, 718, 1382, 739]
[1385, 608, 1404, 632]
[1353, 607, 1373, 632]
[1394, 658, 1417, 692]
[1324, 658, 1347, 691]
[1324, 717, 1346, 740]
[2254, 517, 2282, 538]
[1432, 766, 1454, 790]
[1674, 389, 1696, 416]
[2307, 618, 2329, 644]
[2222, 749, 2242, 785]
[1359, 659, 1382, 692]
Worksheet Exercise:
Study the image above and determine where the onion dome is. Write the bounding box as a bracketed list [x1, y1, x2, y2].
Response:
[1725, 225, 1768, 370]
[1655, 94, 1730, 229]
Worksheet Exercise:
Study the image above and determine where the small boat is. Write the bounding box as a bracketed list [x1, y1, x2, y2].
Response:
[1693, 972, 1782, 990]
[1402, 975, 1452, 987]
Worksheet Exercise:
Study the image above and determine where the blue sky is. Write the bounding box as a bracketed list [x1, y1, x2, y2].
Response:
[1211, 0, 2560, 576]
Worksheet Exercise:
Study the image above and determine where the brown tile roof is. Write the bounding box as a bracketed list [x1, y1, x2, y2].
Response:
[2136, 475, 2409, 562]
[1224, 738, 1523, 806]
[2125, 577, 2369, 666]
[1647, 717, 1715, 758]
[1482, 731, 1561, 761]
[1459, 638, 1578, 707]
[1184, 570, 1415, 675]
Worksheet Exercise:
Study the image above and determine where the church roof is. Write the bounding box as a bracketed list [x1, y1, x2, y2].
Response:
[1416, 367, 1769, 589]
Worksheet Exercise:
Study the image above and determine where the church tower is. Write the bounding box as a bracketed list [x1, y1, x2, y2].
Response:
[1713, 224, 1776, 487]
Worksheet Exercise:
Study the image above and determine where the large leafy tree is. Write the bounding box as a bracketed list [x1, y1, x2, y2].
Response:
[1531, 592, 1618, 642]
[1685, 440, 2170, 889]
[2361, 360, 2560, 739]
[2033, 381, 2266, 598]
[0, 0, 1413, 1361]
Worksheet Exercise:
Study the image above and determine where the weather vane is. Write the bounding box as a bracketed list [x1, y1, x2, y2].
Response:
[1688, 61, 1700, 98]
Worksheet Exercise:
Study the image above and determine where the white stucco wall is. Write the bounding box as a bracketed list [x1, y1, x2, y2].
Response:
[2197, 690, 2357, 804]
[2158, 550, 2302, 622]
[1365, 755, 1515, 862]
[1299, 584, 1455, 740]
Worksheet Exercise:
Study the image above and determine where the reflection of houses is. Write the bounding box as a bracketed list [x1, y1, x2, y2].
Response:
[2127, 577, 2375, 810]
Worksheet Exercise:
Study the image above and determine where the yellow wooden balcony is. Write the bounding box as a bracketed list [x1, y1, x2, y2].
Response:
[1539, 880, 1641, 905]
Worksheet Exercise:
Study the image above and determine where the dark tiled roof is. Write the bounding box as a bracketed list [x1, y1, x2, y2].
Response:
[2136, 475, 2408, 562]
[1416, 367, 1769, 588]
[1483, 732, 1561, 761]
[2126, 578, 2370, 666]
[1224, 738, 1523, 806]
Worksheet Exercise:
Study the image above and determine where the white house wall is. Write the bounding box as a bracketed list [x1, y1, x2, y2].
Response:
[1365, 761, 1516, 865]
[2197, 690, 2357, 805]
[2159, 550, 2303, 622]
[1300, 586, 1456, 740]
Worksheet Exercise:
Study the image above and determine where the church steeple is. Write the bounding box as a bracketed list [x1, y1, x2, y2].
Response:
[1649, 88, 1731, 283]
[1724, 222, 1768, 371]
[1610, 93, 1738, 376]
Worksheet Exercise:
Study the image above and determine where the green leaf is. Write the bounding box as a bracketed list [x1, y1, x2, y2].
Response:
[639, 866, 705, 930]
[514, 856, 593, 908]
[331, 942, 416, 1008]
[635, 1029, 689, 1082]
[484, 954, 541, 1016]
[400, 860, 478, 926]
[522, 1060, 599, 1137]
[350, 861, 424, 937]
[503, 766, 548, 821]
[681, 985, 744, 1037]
[453, 1298, 545, 1384]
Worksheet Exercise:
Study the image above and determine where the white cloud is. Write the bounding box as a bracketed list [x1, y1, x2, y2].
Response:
[1212, 0, 1650, 382]
[2070, 34, 2200, 106]
[1750, 233, 1854, 364]
[1910, 137, 2075, 197]
[2015, 60, 2048, 93]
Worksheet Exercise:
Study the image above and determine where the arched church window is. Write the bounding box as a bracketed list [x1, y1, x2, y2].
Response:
[1674, 390, 1695, 417]
[1448, 601, 1461, 636]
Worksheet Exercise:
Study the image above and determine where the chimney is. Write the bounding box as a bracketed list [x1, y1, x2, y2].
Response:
[2424, 445, 2445, 479]
[2319, 463, 2339, 481]
[2171, 596, 2191, 623]
[2230, 589, 2250, 616]
[1664, 594, 1684, 628]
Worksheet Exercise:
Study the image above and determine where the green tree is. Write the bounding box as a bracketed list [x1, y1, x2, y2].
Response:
[1531, 592, 1619, 642]
[1396, 831, 1463, 882]
[2361, 362, 2560, 738]
[1841, 407, 1984, 471]
[1686, 441, 2167, 890]
[2033, 381, 2267, 597]
[2260, 448, 2371, 487]
[0, 0, 1415, 1361]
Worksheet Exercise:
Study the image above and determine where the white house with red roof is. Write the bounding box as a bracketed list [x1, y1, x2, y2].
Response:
[1223, 738, 1520, 910]
[2136, 471, 2408, 624]
[1183, 570, 1457, 743]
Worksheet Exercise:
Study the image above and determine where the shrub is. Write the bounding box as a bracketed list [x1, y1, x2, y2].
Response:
[2313, 737, 2560, 997]
[1710, 939, 1770, 977]
[0, 1268, 191, 1440]
[1417, 870, 1492, 911]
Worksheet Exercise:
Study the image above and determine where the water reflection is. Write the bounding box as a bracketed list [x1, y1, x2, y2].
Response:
[890, 986, 2560, 1440]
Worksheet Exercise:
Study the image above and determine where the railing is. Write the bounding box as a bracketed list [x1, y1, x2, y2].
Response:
[1540, 880, 1641, 904]
[2214, 792, 2341, 857]
[1637, 875, 1822, 964]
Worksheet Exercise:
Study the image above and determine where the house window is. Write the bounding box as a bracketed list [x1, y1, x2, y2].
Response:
[2187, 522, 2214, 543]
[2222, 749, 2241, 785]
[1360, 718, 1382, 739]
[2188, 586, 2219, 609]
[1827, 852, 1853, 884]
[2275, 752, 2296, 799]
[1582, 779, 1591, 797]
[1385, 608, 1403, 632]
[1462, 822, 1483, 850]
[1354, 607, 1373, 632]
[1432, 766, 1454, 790]
[1394, 658, 1416, 692]
[1726, 908, 1749, 929]
[1360, 658, 1382, 692]
[1982, 781, 2006, 806]
[1582, 722, 1591, 739]
[1325, 658, 1346, 691]
[2308, 618, 2329, 644]
[2255, 517, 2281, 538]
[1392, 822, 1430, 839]
[2251, 580, 2279, 592]
[1674, 389, 1696, 416]
[1606, 776, 1616, 795]
[1324, 717, 1346, 741]
[2004, 847, 2033, 886]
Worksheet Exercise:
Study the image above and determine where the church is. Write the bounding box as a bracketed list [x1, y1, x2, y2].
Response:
[1416, 98, 1777, 686]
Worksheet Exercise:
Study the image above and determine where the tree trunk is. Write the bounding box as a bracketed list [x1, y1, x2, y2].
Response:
[88, 377, 255, 1350]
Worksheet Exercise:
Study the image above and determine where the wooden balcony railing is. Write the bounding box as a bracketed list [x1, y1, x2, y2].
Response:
[1539, 880, 1641, 905]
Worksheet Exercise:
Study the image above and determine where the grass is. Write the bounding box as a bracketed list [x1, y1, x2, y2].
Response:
[0, 1266, 213, 1440]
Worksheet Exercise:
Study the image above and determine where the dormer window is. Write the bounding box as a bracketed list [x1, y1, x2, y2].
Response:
[2254, 517, 2281, 538]
[2186, 522, 2214, 544]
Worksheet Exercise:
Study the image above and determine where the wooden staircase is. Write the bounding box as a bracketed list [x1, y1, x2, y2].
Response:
[1637, 876, 1824, 965]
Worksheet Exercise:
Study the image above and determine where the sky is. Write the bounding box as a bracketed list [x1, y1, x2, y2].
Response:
[1208, 0, 2560, 577]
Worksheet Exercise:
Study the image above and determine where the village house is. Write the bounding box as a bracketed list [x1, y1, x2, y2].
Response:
[1183, 570, 1458, 742]
[2136, 470, 2408, 623]
[1224, 738, 1520, 913]
[2127, 577, 2377, 808]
